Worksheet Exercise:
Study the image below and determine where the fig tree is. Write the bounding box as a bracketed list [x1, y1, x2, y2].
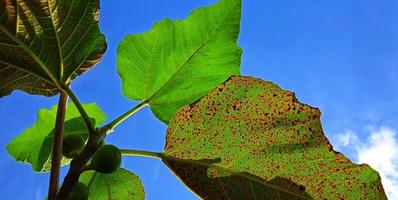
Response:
[62, 134, 86, 158]
[69, 182, 89, 200]
[91, 144, 121, 174]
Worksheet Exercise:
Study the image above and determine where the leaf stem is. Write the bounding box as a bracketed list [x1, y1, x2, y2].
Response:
[120, 149, 163, 159]
[120, 149, 212, 168]
[121, 149, 224, 174]
[120, 149, 214, 168]
[61, 84, 96, 134]
[48, 90, 68, 200]
[99, 101, 148, 133]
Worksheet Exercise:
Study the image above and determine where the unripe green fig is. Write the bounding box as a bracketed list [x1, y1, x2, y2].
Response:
[69, 182, 89, 200]
[62, 134, 86, 159]
[91, 144, 121, 174]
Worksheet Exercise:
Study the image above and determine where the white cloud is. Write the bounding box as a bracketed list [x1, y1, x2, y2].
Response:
[357, 127, 398, 200]
[334, 127, 398, 200]
[334, 130, 359, 147]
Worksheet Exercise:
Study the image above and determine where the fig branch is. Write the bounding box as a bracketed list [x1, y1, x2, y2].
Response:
[56, 132, 103, 200]
[47, 90, 68, 200]
[54, 88, 146, 199]
[53, 85, 103, 200]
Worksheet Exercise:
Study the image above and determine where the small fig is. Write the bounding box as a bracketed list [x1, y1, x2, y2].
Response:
[91, 144, 121, 174]
[69, 182, 89, 200]
[62, 134, 86, 158]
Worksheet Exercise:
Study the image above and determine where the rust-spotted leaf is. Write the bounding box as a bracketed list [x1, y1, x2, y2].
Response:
[164, 76, 387, 199]
[0, 0, 106, 98]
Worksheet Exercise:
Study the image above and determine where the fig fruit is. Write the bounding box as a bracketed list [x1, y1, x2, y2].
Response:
[62, 134, 86, 158]
[91, 144, 121, 174]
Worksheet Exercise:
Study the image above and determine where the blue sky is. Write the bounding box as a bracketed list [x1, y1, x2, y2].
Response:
[0, 0, 397, 199]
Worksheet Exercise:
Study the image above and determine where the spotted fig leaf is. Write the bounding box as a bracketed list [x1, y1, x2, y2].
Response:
[163, 157, 313, 199]
[164, 76, 387, 199]
[6, 103, 106, 172]
[0, 0, 106, 98]
[117, 0, 242, 123]
[79, 168, 145, 200]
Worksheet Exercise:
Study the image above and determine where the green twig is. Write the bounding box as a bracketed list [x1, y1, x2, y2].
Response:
[99, 101, 148, 133]
[120, 149, 163, 159]
[120, 149, 215, 169]
[61, 84, 96, 134]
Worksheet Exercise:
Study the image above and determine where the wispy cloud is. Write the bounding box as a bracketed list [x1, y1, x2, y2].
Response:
[334, 130, 359, 147]
[334, 127, 398, 200]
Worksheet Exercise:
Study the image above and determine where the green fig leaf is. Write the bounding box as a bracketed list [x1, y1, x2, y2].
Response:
[79, 168, 145, 200]
[117, 0, 242, 123]
[0, 0, 106, 98]
[6, 103, 106, 172]
[163, 76, 387, 199]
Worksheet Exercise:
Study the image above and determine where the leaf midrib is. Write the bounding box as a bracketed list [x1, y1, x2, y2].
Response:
[46, 0, 64, 80]
[146, 0, 241, 104]
[147, 42, 206, 103]
[0, 25, 61, 88]
[1, 1, 98, 88]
